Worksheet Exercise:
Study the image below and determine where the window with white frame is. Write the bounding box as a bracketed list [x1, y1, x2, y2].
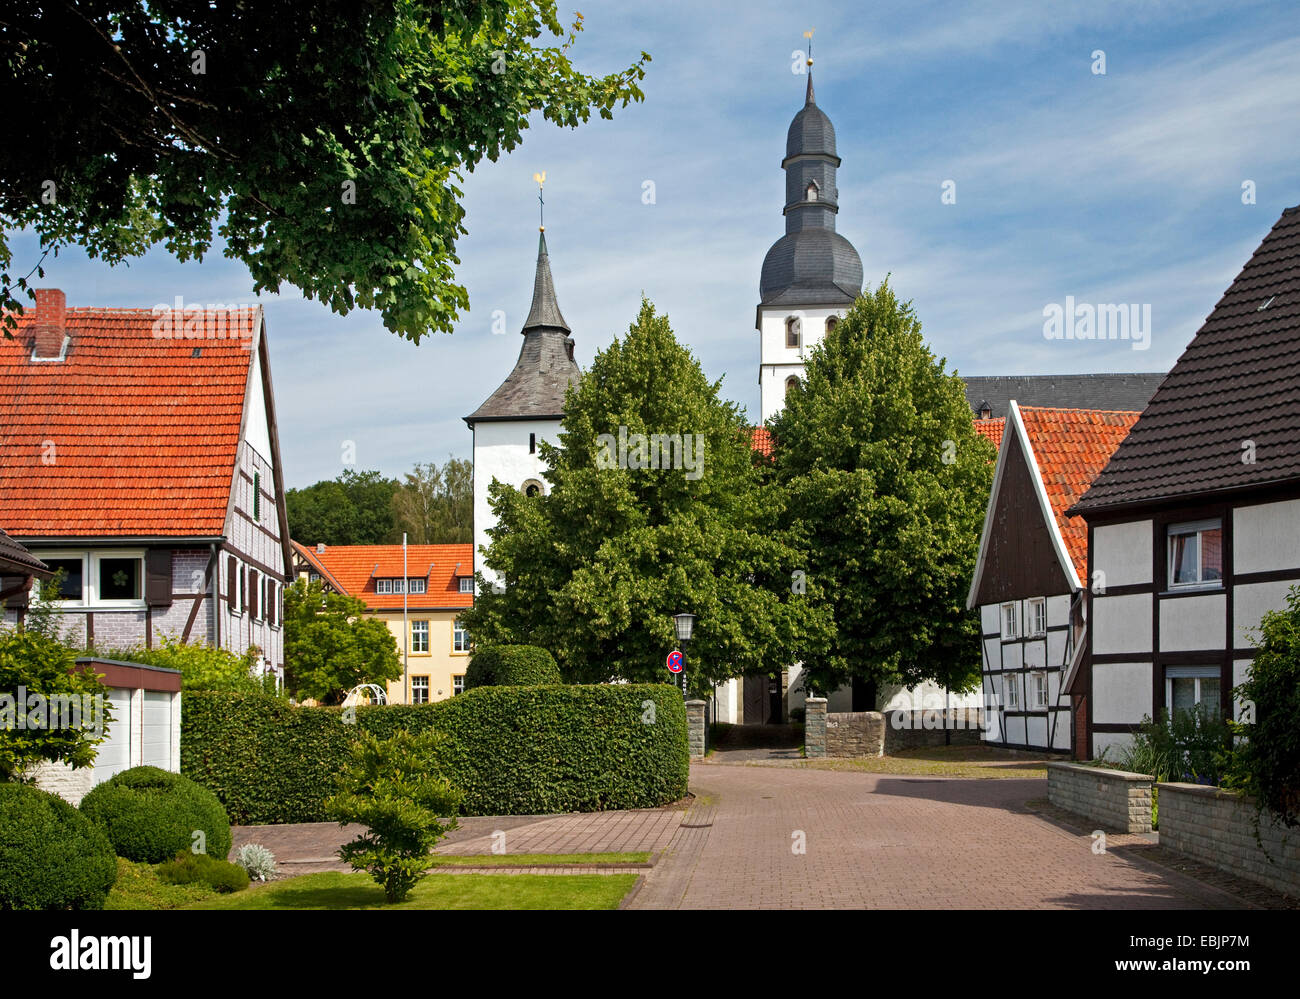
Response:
[785, 316, 801, 349]
[1003, 672, 1020, 709]
[453, 619, 469, 653]
[411, 620, 429, 654]
[36, 551, 144, 607]
[1001, 601, 1019, 640]
[1027, 597, 1047, 637]
[411, 677, 429, 705]
[1165, 666, 1221, 720]
[452, 674, 465, 696]
[458, 576, 474, 594]
[1030, 672, 1049, 709]
[1167, 520, 1223, 588]
[408, 577, 426, 594]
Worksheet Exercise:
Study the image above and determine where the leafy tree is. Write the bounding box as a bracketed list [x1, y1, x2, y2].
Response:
[1228, 584, 1300, 827]
[0, 628, 111, 782]
[769, 280, 995, 698]
[325, 729, 462, 903]
[459, 298, 831, 691]
[283, 579, 402, 703]
[286, 469, 400, 546]
[1, 1, 649, 339]
[393, 457, 473, 544]
[85, 636, 276, 696]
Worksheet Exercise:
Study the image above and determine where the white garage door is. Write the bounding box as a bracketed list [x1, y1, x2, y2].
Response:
[94, 688, 134, 781]
[142, 691, 174, 770]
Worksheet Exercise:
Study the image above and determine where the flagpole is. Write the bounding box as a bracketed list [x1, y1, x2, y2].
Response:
[403, 532, 410, 704]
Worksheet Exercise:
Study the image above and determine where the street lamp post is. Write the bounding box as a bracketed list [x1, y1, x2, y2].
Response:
[673, 612, 696, 701]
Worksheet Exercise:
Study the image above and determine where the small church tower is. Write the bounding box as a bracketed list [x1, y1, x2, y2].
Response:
[756, 62, 863, 423]
[465, 218, 580, 589]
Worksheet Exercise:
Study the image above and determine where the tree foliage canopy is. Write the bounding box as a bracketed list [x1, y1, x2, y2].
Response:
[0, 1, 649, 339]
[286, 469, 400, 547]
[392, 457, 473, 544]
[769, 280, 994, 696]
[459, 298, 831, 691]
[283, 579, 402, 703]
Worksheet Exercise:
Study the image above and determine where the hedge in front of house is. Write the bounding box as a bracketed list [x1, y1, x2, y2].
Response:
[0, 783, 118, 910]
[80, 766, 233, 863]
[181, 684, 688, 823]
[463, 644, 562, 689]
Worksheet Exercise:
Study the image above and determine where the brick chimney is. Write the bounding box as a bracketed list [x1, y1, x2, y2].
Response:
[31, 288, 68, 360]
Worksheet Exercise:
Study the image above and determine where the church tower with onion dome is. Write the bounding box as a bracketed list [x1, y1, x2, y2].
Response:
[756, 61, 864, 422]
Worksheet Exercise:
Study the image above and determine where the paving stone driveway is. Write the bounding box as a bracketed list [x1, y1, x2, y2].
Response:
[625, 764, 1251, 909]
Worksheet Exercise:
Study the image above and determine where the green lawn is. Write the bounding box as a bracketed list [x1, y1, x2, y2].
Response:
[185, 871, 638, 910]
[429, 852, 650, 867]
[104, 859, 221, 910]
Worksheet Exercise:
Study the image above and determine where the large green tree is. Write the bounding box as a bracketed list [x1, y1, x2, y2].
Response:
[286, 469, 400, 547]
[0, 1, 648, 339]
[769, 280, 994, 698]
[459, 299, 831, 691]
[283, 580, 402, 703]
[392, 457, 473, 543]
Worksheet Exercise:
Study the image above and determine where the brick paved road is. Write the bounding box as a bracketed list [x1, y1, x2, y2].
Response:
[626, 765, 1250, 909]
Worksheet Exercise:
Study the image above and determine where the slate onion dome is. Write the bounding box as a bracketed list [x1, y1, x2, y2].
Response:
[464, 228, 581, 425]
[758, 69, 864, 317]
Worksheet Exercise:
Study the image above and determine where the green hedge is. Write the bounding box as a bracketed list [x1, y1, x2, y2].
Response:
[182, 684, 689, 823]
[80, 766, 233, 863]
[0, 783, 118, 910]
[464, 644, 561, 689]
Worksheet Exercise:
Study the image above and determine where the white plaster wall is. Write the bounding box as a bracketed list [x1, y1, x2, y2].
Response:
[980, 604, 1000, 635]
[1025, 715, 1048, 747]
[472, 418, 562, 585]
[1233, 500, 1300, 574]
[758, 306, 846, 423]
[1235, 579, 1298, 649]
[1002, 642, 1023, 670]
[244, 331, 274, 470]
[1092, 593, 1152, 655]
[787, 664, 805, 714]
[1022, 638, 1047, 669]
[1094, 731, 1135, 759]
[1160, 594, 1227, 652]
[1092, 520, 1153, 587]
[877, 679, 983, 712]
[826, 684, 853, 712]
[1092, 661, 1152, 724]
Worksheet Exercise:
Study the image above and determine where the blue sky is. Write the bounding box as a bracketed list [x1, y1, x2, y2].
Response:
[9, 0, 1300, 488]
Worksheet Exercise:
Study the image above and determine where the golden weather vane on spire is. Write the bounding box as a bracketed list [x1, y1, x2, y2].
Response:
[804, 28, 814, 69]
[533, 171, 547, 231]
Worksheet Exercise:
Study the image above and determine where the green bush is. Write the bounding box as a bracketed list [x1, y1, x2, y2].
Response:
[1114, 705, 1233, 786]
[80, 636, 272, 696]
[155, 851, 249, 893]
[0, 783, 117, 910]
[463, 644, 561, 689]
[80, 766, 232, 863]
[182, 684, 689, 822]
[325, 729, 462, 903]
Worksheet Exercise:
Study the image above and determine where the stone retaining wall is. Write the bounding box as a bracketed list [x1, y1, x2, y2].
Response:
[882, 709, 984, 753]
[1159, 783, 1300, 898]
[825, 712, 884, 758]
[1047, 762, 1153, 833]
[804, 698, 827, 758]
[686, 699, 706, 760]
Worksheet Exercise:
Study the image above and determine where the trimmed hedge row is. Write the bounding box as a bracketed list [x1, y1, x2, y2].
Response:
[181, 684, 689, 824]
[464, 644, 561, 689]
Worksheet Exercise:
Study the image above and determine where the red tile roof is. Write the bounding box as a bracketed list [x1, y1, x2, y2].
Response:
[750, 425, 774, 458]
[0, 301, 259, 537]
[974, 418, 1004, 449]
[1016, 407, 1140, 578]
[296, 542, 474, 610]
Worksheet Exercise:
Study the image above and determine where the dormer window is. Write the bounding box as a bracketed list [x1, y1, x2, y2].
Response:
[785, 316, 801, 349]
[805, 181, 819, 201]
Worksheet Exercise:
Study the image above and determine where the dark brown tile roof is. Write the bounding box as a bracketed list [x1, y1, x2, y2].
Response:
[0, 528, 50, 576]
[1071, 204, 1300, 514]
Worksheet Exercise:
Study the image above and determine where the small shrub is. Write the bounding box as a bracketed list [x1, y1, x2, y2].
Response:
[1118, 705, 1233, 785]
[80, 766, 232, 863]
[156, 851, 249, 893]
[463, 645, 560, 689]
[231, 843, 278, 882]
[104, 858, 218, 910]
[325, 729, 462, 903]
[0, 783, 117, 910]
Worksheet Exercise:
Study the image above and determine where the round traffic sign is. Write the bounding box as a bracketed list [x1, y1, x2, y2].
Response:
[667, 650, 683, 674]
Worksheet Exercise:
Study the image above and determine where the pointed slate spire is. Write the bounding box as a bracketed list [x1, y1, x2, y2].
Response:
[805, 67, 815, 106]
[522, 231, 570, 334]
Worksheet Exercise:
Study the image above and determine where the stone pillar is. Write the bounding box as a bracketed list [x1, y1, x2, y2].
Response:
[686, 699, 706, 759]
[805, 697, 827, 758]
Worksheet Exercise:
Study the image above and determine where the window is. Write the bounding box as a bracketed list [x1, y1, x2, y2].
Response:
[1001, 601, 1019, 640]
[1167, 520, 1223, 588]
[308, 571, 320, 583]
[411, 620, 429, 654]
[453, 620, 469, 653]
[376, 578, 391, 594]
[785, 375, 801, 398]
[1030, 672, 1049, 709]
[529, 433, 536, 455]
[522, 479, 544, 498]
[253, 471, 261, 521]
[97, 556, 142, 602]
[1165, 666, 1221, 720]
[458, 576, 474, 594]
[785, 316, 801, 349]
[411, 677, 429, 704]
[408, 578, 426, 594]
[1003, 673, 1020, 709]
[452, 675, 465, 696]
[41, 556, 85, 601]
[1027, 597, 1047, 637]
[825, 316, 838, 334]
[805, 180, 819, 201]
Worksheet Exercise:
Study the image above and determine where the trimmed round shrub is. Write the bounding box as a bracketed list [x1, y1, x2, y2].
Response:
[80, 766, 232, 863]
[156, 851, 249, 893]
[463, 644, 561, 690]
[0, 783, 117, 910]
